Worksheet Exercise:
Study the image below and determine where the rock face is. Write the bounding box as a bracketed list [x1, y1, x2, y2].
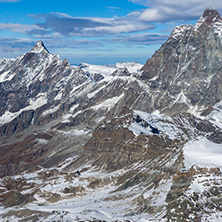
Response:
[0, 8, 222, 222]
[141, 9, 222, 115]
[83, 107, 182, 171]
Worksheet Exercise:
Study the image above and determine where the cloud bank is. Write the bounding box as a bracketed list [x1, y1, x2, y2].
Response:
[129, 0, 222, 22]
[27, 12, 154, 37]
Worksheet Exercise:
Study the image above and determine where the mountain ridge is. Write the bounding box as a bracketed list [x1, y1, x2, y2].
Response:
[140, 9, 222, 116]
[0, 8, 222, 222]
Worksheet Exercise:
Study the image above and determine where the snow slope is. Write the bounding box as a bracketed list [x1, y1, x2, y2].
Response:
[184, 137, 222, 169]
[80, 62, 143, 76]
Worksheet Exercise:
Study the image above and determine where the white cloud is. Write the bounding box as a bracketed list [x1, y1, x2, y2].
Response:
[0, 23, 44, 33]
[129, 0, 149, 6]
[28, 12, 154, 37]
[0, 37, 34, 58]
[129, 0, 222, 22]
[108, 32, 169, 45]
[82, 20, 153, 34]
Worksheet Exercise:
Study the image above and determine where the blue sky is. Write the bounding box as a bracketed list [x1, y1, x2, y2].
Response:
[0, 0, 222, 64]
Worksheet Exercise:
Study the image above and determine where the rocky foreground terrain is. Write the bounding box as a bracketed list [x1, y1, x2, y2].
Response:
[0, 9, 222, 222]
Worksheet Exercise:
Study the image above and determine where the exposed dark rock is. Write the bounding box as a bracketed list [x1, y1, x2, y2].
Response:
[141, 9, 222, 115]
[0, 110, 34, 136]
[0, 190, 31, 207]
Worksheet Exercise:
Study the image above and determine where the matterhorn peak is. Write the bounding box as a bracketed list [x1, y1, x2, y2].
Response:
[202, 8, 221, 21]
[30, 41, 50, 53]
[191, 8, 222, 32]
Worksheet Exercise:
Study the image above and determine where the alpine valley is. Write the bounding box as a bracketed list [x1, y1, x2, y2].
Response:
[0, 9, 222, 222]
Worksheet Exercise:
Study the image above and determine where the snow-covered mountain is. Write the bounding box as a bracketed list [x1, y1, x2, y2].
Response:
[141, 8, 222, 116]
[0, 9, 222, 222]
[79, 61, 143, 76]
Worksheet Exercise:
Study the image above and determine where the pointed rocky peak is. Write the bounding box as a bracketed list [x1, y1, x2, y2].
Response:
[112, 68, 130, 77]
[62, 58, 70, 66]
[202, 8, 221, 21]
[141, 8, 222, 114]
[193, 9, 222, 31]
[171, 9, 222, 40]
[30, 41, 50, 54]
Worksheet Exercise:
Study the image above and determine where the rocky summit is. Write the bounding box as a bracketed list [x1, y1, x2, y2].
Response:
[141, 8, 222, 116]
[0, 9, 222, 222]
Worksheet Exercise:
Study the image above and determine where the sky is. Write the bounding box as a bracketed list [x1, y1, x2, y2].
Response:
[0, 0, 222, 65]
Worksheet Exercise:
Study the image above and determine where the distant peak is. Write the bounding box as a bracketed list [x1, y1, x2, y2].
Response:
[30, 41, 50, 54]
[35, 41, 44, 47]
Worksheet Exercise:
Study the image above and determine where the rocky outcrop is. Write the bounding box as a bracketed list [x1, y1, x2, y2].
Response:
[0, 110, 34, 136]
[83, 107, 182, 170]
[0, 132, 52, 176]
[165, 166, 222, 221]
[141, 9, 222, 115]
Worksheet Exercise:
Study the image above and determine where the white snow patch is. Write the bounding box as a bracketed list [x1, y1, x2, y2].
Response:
[35, 138, 48, 145]
[95, 116, 105, 124]
[81, 62, 142, 76]
[171, 25, 192, 39]
[143, 179, 172, 207]
[129, 122, 153, 136]
[60, 104, 79, 123]
[116, 62, 143, 73]
[169, 91, 191, 109]
[87, 85, 106, 98]
[54, 91, 63, 100]
[69, 81, 92, 99]
[0, 93, 47, 125]
[190, 177, 206, 193]
[70, 104, 79, 113]
[207, 213, 222, 222]
[58, 129, 90, 137]
[129, 110, 185, 140]
[91, 93, 124, 111]
[184, 137, 222, 169]
[207, 100, 222, 129]
[41, 105, 60, 117]
[149, 75, 159, 81]
[0, 164, 169, 222]
[29, 93, 47, 109]
[60, 114, 72, 123]
[57, 155, 78, 170]
[0, 70, 16, 83]
[213, 18, 222, 39]
[81, 63, 116, 76]
[188, 105, 205, 119]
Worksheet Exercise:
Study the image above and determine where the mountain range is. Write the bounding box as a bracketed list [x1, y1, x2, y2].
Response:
[0, 8, 222, 222]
